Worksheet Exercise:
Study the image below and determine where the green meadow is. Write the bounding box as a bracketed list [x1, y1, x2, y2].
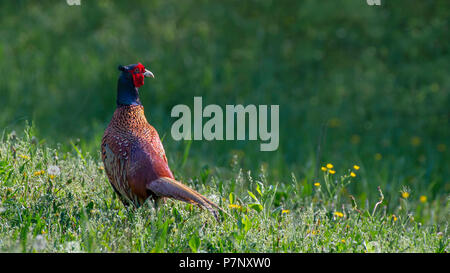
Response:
[0, 0, 448, 252]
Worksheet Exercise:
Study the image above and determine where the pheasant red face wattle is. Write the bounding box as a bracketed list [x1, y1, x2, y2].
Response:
[131, 63, 146, 88]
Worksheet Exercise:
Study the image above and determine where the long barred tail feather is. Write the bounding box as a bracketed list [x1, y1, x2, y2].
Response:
[146, 177, 227, 221]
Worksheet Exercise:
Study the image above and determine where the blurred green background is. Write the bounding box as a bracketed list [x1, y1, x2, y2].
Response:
[0, 1, 448, 208]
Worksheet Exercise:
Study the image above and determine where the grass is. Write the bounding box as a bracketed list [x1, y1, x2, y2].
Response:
[0, 128, 447, 253]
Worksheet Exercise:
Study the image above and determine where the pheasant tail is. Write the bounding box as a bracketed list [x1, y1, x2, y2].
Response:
[147, 177, 224, 221]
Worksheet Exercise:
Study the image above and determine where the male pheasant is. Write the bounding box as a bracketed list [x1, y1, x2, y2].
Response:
[101, 63, 222, 220]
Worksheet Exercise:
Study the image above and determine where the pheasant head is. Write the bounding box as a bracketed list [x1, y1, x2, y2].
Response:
[116, 63, 154, 106]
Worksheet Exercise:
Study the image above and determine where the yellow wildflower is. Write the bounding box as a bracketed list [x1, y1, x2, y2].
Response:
[49, 175, 55, 180]
[350, 172, 356, 177]
[98, 166, 105, 171]
[351, 134, 361, 144]
[314, 182, 320, 187]
[328, 118, 341, 128]
[34, 170, 45, 176]
[419, 195, 427, 203]
[19, 154, 30, 160]
[410, 136, 421, 147]
[353, 165, 360, 170]
[321, 166, 327, 172]
[437, 144, 446, 152]
[430, 83, 440, 92]
[401, 191, 410, 199]
[281, 209, 290, 214]
[334, 212, 344, 218]
[392, 215, 398, 222]
[329, 170, 336, 174]
[228, 204, 241, 209]
[341, 239, 346, 243]
[374, 153, 382, 161]
[326, 163, 334, 169]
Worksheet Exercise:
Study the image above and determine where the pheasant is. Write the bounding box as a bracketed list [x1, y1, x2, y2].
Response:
[101, 63, 222, 220]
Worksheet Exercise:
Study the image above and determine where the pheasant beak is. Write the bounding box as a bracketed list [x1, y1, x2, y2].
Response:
[143, 69, 154, 78]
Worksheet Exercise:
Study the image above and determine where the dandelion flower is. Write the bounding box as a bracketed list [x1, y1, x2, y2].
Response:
[314, 182, 320, 187]
[392, 215, 398, 222]
[34, 170, 45, 176]
[351, 134, 361, 144]
[334, 212, 344, 218]
[401, 191, 410, 199]
[326, 163, 334, 169]
[341, 239, 346, 243]
[328, 118, 341, 128]
[353, 165, 360, 170]
[410, 136, 421, 147]
[281, 209, 290, 214]
[419, 195, 427, 203]
[437, 144, 446, 152]
[374, 153, 382, 161]
[350, 172, 356, 177]
[329, 170, 336, 174]
[19, 154, 30, 160]
[47, 165, 61, 176]
[321, 166, 327, 172]
[430, 83, 440, 92]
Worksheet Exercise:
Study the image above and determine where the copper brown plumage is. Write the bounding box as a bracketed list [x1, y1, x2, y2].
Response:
[101, 63, 222, 220]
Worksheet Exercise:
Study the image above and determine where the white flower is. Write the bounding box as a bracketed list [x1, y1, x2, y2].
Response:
[33, 235, 47, 251]
[65, 241, 82, 253]
[47, 165, 61, 176]
[208, 194, 219, 204]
